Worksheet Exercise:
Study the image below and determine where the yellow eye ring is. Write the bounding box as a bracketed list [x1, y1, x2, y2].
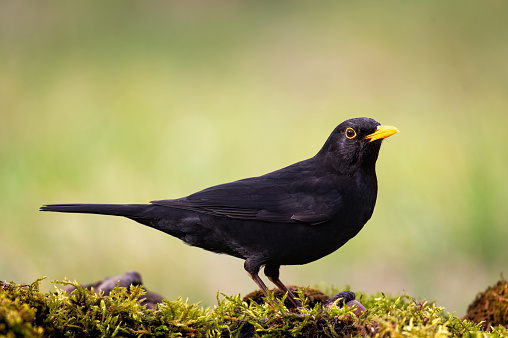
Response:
[345, 128, 356, 139]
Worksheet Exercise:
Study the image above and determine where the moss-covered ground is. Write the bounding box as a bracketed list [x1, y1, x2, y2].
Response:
[1, 278, 507, 337]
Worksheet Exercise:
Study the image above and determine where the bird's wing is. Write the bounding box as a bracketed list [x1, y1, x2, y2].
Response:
[151, 168, 343, 225]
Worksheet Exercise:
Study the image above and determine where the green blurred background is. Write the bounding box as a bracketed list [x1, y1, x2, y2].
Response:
[1, 1, 507, 316]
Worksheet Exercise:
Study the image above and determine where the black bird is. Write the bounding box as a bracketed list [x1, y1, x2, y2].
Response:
[41, 117, 398, 308]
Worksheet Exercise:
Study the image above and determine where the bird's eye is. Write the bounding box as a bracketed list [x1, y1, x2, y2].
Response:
[345, 128, 356, 139]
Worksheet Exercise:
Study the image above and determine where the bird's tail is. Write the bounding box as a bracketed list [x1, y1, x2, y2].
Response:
[40, 204, 150, 218]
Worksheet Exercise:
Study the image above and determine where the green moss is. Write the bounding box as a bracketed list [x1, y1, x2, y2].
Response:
[0, 281, 44, 337]
[1, 278, 507, 337]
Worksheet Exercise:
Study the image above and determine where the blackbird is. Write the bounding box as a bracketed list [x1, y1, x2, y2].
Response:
[41, 117, 398, 308]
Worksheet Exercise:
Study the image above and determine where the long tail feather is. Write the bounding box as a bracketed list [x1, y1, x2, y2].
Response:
[40, 204, 149, 218]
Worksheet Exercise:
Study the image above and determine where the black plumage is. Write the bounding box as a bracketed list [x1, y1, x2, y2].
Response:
[41, 117, 398, 307]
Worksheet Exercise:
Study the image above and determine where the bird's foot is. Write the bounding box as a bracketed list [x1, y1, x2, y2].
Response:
[324, 291, 366, 316]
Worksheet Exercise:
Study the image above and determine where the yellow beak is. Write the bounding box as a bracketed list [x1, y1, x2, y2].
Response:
[365, 125, 399, 142]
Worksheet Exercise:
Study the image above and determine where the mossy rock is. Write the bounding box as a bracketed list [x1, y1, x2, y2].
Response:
[2, 276, 508, 337]
[463, 278, 508, 330]
[243, 285, 329, 310]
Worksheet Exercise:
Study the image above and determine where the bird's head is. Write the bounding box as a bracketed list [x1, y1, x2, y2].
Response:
[318, 117, 399, 174]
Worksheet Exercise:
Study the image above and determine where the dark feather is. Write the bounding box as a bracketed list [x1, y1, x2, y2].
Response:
[151, 158, 344, 225]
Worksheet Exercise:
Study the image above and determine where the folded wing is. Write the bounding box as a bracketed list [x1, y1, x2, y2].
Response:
[151, 165, 344, 225]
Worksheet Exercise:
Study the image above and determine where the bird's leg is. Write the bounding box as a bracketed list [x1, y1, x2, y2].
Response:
[245, 260, 281, 309]
[269, 278, 302, 308]
[247, 272, 270, 297]
[245, 259, 271, 297]
[264, 265, 303, 308]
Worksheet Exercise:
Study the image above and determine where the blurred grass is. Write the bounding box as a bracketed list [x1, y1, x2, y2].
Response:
[1, 1, 507, 316]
